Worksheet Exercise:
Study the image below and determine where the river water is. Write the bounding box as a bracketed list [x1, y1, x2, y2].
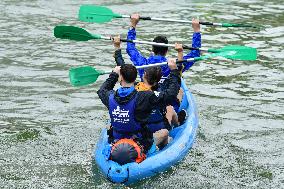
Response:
[0, 0, 283, 188]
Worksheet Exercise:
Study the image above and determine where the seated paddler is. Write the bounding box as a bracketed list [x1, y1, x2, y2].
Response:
[126, 13, 201, 80]
[126, 14, 200, 117]
[97, 57, 181, 165]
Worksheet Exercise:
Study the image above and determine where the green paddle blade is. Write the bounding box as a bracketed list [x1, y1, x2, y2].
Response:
[194, 52, 230, 61]
[221, 23, 256, 28]
[208, 45, 257, 60]
[69, 66, 105, 87]
[195, 49, 256, 61]
[54, 25, 102, 41]
[79, 5, 122, 23]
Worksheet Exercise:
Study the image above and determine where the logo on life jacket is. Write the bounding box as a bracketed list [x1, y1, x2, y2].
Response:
[158, 76, 168, 84]
[154, 91, 160, 97]
[111, 106, 130, 124]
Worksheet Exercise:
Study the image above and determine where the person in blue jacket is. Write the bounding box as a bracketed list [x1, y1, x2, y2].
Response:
[126, 13, 201, 80]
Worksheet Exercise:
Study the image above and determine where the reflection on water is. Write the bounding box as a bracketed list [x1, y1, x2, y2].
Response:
[0, 0, 283, 188]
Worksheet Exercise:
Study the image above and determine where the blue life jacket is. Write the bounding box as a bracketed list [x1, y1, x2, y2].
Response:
[147, 108, 165, 133]
[109, 93, 142, 140]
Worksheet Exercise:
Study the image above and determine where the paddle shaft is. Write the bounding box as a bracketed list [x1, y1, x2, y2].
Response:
[101, 51, 232, 76]
[101, 57, 203, 75]
[120, 15, 234, 26]
[98, 35, 208, 51]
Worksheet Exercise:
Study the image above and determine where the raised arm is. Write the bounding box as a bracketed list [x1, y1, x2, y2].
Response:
[175, 43, 184, 72]
[113, 35, 125, 66]
[97, 67, 120, 107]
[183, 18, 201, 71]
[126, 13, 148, 79]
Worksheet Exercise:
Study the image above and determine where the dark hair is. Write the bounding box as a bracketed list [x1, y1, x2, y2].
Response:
[144, 66, 162, 91]
[152, 36, 168, 56]
[120, 64, 137, 83]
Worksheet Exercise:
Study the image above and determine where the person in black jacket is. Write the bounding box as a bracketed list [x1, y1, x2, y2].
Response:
[97, 58, 181, 153]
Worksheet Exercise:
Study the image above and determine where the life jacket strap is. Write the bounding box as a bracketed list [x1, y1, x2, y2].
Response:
[112, 128, 141, 135]
[147, 120, 164, 124]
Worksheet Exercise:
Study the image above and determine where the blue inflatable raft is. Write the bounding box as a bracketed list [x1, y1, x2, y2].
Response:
[92, 79, 199, 184]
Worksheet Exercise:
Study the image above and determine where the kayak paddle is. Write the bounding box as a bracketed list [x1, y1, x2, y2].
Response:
[70, 51, 246, 87]
[54, 25, 257, 61]
[79, 5, 256, 28]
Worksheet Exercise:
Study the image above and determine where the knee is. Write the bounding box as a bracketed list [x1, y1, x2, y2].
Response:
[160, 129, 169, 138]
[166, 106, 174, 113]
